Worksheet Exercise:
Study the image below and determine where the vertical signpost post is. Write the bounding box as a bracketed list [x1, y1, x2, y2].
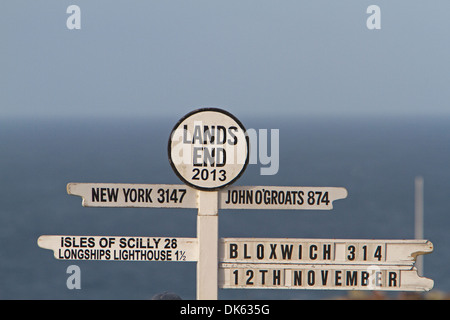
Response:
[38, 108, 434, 300]
[196, 191, 219, 299]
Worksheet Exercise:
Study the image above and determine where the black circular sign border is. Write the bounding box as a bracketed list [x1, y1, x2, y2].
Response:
[168, 108, 250, 191]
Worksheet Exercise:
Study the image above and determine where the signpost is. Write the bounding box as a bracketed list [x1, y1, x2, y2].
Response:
[38, 107, 434, 300]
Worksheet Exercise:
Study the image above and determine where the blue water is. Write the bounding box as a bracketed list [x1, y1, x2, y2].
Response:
[1, 115, 449, 299]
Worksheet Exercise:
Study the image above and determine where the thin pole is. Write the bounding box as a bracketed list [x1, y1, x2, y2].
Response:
[196, 191, 219, 300]
[414, 176, 424, 276]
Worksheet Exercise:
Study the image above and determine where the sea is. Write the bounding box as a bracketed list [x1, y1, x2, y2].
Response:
[1, 114, 449, 300]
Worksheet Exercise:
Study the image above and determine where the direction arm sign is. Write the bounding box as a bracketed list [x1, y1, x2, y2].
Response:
[67, 183, 198, 208]
[219, 186, 348, 210]
[219, 263, 433, 291]
[38, 235, 198, 262]
[67, 183, 348, 211]
[219, 238, 433, 265]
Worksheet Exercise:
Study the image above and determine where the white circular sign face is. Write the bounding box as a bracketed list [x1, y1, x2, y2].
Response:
[168, 108, 249, 191]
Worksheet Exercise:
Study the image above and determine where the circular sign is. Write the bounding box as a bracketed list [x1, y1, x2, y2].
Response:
[168, 108, 249, 191]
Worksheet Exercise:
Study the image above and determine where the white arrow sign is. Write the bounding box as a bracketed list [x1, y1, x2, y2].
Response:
[219, 238, 433, 265]
[38, 235, 198, 262]
[67, 183, 197, 208]
[219, 186, 348, 210]
[67, 183, 348, 211]
[219, 263, 433, 291]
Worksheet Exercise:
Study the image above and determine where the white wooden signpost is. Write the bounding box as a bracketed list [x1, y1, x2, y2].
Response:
[38, 107, 434, 299]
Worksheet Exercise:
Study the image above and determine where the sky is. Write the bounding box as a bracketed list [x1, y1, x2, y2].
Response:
[2, 1, 450, 119]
